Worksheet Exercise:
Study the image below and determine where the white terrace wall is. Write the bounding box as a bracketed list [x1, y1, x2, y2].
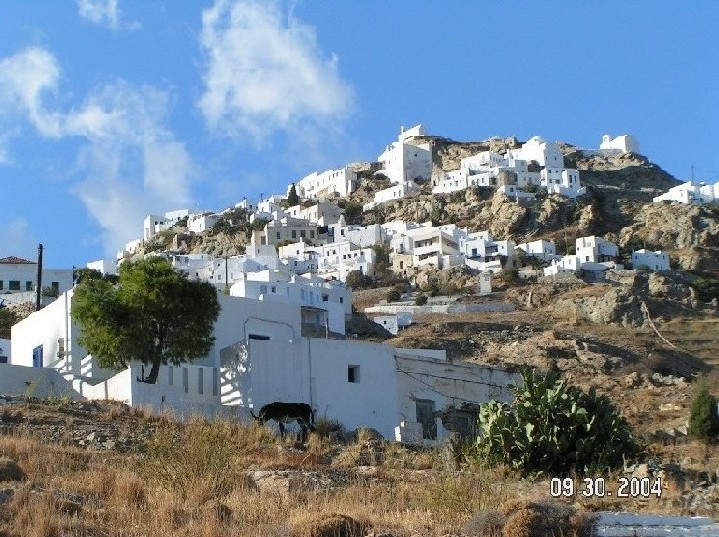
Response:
[0, 364, 80, 399]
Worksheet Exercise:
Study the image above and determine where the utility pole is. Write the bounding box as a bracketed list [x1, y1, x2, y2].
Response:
[35, 243, 43, 311]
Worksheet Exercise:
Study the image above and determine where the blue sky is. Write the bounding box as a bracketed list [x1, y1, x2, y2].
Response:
[1, 1, 717, 268]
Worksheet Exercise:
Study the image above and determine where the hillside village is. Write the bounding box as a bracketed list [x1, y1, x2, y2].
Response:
[2, 125, 719, 422]
[1, 126, 719, 533]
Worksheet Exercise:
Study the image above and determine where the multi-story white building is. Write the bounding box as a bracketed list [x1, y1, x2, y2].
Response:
[390, 224, 464, 271]
[250, 216, 321, 248]
[544, 236, 620, 277]
[143, 209, 190, 241]
[329, 219, 387, 249]
[188, 213, 221, 234]
[0, 256, 73, 296]
[653, 181, 719, 205]
[632, 249, 670, 272]
[279, 239, 376, 282]
[516, 240, 557, 262]
[285, 201, 344, 226]
[376, 125, 432, 184]
[230, 270, 351, 336]
[9, 286, 518, 443]
[293, 167, 359, 200]
[86, 259, 118, 276]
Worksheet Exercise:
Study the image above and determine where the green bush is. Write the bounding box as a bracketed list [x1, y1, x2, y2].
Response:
[690, 277, 719, 302]
[386, 288, 402, 302]
[415, 293, 428, 306]
[345, 270, 372, 290]
[688, 383, 719, 442]
[473, 368, 640, 477]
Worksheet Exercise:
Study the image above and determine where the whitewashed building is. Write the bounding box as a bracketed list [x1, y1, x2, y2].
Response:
[391, 224, 464, 271]
[544, 236, 621, 276]
[250, 216, 320, 248]
[143, 209, 190, 241]
[279, 239, 376, 282]
[0, 256, 73, 296]
[285, 201, 344, 226]
[632, 249, 670, 271]
[600, 134, 640, 154]
[517, 239, 557, 262]
[86, 259, 117, 276]
[229, 270, 351, 336]
[653, 181, 719, 205]
[293, 167, 359, 199]
[9, 287, 518, 442]
[188, 213, 221, 234]
[376, 125, 432, 185]
[364, 180, 419, 212]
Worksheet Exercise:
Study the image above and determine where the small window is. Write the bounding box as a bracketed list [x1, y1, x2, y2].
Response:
[212, 368, 219, 397]
[322, 294, 329, 302]
[9, 281, 20, 291]
[347, 365, 360, 383]
[198, 368, 204, 395]
[0, 281, 3, 290]
[416, 399, 437, 440]
[183, 368, 189, 393]
[310, 230, 315, 238]
[276, 232, 281, 240]
[292, 230, 297, 239]
[300, 230, 306, 238]
[168, 366, 174, 386]
[248, 334, 270, 341]
[25, 281, 33, 291]
[339, 297, 344, 303]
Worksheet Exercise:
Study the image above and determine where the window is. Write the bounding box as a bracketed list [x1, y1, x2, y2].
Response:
[168, 366, 174, 386]
[248, 334, 270, 341]
[276, 232, 281, 240]
[0, 281, 3, 290]
[8, 281, 20, 291]
[198, 368, 204, 395]
[347, 365, 360, 383]
[292, 230, 297, 239]
[183, 368, 189, 393]
[339, 297, 344, 303]
[300, 230, 306, 238]
[450, 410, 478, 441]
[322, 294, 329, 302]
[310, 230, 315, 238]
[212, 368, 219, 396]
[415, 399, 437, 440]
[271, 286, 276, 293]
[25, 281, 33, 291]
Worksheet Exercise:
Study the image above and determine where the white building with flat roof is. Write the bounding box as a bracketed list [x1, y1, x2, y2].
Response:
[632, 249, 670, 271]
[293, 167, 359, 200]
[143, 209, 190, 241]
[600, 134, 640, 154]
[653, 181, 719, 205]
[376, 125, 432, 184]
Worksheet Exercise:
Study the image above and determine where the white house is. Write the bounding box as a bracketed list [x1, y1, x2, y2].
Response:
[363, 180, 419, 212]
[285, 201, 344, 226]
[143, 209, 190, 241]
[250, 217, 321, 248]
[9, 287, 518, 443]
[632, 249, 670, 271]
[188, 213, 221, 234]
[507, 136, 564, 168]
[279, 239, 377, 282]
[118, 239, 143, 260]
[391, 224, 464, 271]
[517, 240, 557, 262]
[600, 134, 640, 154]
[86, 259, 117, 276]
[0, 256, 73, 296]
[293, 167, 358, 199]
[329, 218, 387, 249]
[544, 236, 620, 277]
[653, 181, 719, 205]
[229, 270, 351, 336]
[376, 125, 432, 184]
[460, 232, 515, 273]
[373, 315, 399, 335]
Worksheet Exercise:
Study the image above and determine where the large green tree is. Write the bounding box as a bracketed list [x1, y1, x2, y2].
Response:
[72, 257, 220, 384]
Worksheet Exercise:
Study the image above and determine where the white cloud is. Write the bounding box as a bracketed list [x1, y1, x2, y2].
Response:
[0, 47, 61, 136]
[199, 0, 354, 144]
[0, 47, 192, 257]
[76, 0, 139, 31]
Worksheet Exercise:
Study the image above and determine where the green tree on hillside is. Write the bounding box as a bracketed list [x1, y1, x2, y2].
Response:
[287, 183, 300, 207]
[72, 257, 220, 384]
[689, 383, 719, 443]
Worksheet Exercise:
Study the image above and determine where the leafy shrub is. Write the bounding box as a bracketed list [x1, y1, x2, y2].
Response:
[415, 293, 428, 306]
[690, 277, 719, 302]
[386, 288, 402, 302]
[688, 382, 719, 442]
[473, 368, 639, 477]
[345, 270, 372, 290]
